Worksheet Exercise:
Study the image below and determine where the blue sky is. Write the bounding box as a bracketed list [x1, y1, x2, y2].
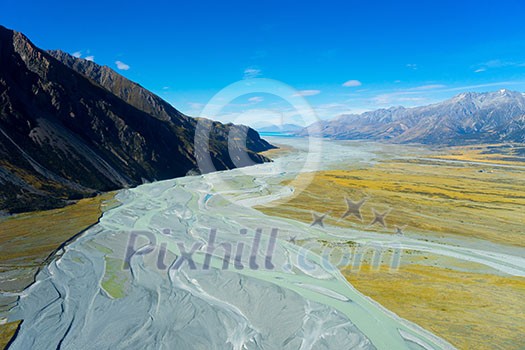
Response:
[3, 0, 525, 126]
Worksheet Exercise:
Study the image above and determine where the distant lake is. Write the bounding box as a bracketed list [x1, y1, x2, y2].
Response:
[258, 131, 297, 137]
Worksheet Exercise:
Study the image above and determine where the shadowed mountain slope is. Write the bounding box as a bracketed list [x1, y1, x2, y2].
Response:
[0, 25, 273, 213]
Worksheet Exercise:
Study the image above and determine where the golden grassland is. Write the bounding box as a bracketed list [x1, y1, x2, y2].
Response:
[258, 158, 525, 247]
[431, 143, 525, 167]
[344, 259, 525, 350]
[0, 192, 117, 349]
[0, 192, 117, 266]
[260, 145, 525, 349]
[0, 321, 21, 349]
[260, 143, 295, 158]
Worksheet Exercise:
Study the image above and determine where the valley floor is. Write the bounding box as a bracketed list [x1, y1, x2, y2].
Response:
[2, 137, 524, 350]
[258, 141, 525, 350]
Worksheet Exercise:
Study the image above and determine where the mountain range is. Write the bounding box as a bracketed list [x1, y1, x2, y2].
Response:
[3, 24, 524, 214]
[299, 90, 525, 144]
[0, 25, 274, 214]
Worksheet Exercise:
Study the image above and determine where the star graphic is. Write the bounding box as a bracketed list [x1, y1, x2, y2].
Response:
[287, 236, 297, 244]
[369, 208, 391, 228]
[310, 211, 329, 227]
[395, 225, 407, 235]
[340, 197, 367, 221]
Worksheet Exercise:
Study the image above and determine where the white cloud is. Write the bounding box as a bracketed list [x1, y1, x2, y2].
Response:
[342, 80, 362, 87]
[370, 84, 446, 105]
[212, 107, 321, 128]
[243, 68, 262, 79]
[115, 60, 130, 70]
[397, 97, 428, 102]
[408, 84, 446, 91]
[72, 51, 82, 58]
[85, 55, 95, 62]
[248, 96, 264, 103]
[406, 63, 418, 70]
[372, 92, 431, 106]
[370, 86, 442, 106]
[474, 59, 525, 73]
[484, 59, 509, 68]
[313, 102, 369, 118]
[188, 102, 204, 110]
[293, 90, 321, 97]
[215, 108, 284, 127]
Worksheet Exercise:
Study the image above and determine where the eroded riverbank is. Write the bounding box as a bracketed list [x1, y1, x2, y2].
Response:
[0, 193, 118, 348]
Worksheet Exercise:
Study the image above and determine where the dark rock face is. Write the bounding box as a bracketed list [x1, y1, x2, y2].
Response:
[0, 25, 274, 213]
[47, 49, 192, 125]
[299, 90, 525, 145]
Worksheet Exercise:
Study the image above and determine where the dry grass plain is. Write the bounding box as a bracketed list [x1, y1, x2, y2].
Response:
[0, 192, 117, 269]
[0, 192, 117, 349]
[431, 143, 525, 167]
[259, 158, 525, 247]
[0, 321, 21, 349]
[259, 145, 525, 350]
[345, 259, 525, 350]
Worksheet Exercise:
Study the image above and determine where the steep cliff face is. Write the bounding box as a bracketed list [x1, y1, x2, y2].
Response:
[0, 26, 274, 213]
[47, 49, 192, 124]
